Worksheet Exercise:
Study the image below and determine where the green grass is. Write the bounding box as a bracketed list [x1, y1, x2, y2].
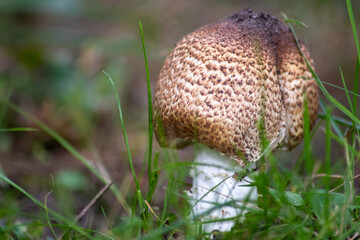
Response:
[1, 1, 360, 239]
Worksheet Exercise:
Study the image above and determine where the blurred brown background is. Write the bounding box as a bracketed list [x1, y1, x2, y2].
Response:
[0, 0, 359, 219]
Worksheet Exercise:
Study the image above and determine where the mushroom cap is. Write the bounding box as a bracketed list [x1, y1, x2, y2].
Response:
[153, 9, 319, 165]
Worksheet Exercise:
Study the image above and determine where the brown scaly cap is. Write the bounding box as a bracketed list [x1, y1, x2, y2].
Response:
[153, 9, 319, 165]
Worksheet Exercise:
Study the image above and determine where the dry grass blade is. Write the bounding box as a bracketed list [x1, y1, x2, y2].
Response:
[311, 174, 344, 179]
[329, 173, 360, 193]
[144, 200, 165, 224]
[59, 182, 113, 240]
[75, 182, 113, 222]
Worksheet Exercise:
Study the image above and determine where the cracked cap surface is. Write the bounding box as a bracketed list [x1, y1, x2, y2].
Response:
[153, 9, 319, 165]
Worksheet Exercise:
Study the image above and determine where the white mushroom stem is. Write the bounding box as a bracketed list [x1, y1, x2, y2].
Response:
[186, 145, 257, 233]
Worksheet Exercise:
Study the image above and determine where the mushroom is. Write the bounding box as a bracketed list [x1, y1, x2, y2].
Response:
[153, 9, 319, 233]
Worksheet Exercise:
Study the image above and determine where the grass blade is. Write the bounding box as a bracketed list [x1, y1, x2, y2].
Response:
[346, 0, 360, 138]
[0, 127, 38, 132]
[103, 71, 145, 215]
[339, 67, 354, 112]
[139, 21, 155, 202]
[319, 79, 360, 99]
[304, 96, 313, 181]
[44, 176, 57, 239]
[352, 56, 359, 120]
[284, 18, 309, 28]
[346, 0, 360, 65]
[147, 152, 159, 203]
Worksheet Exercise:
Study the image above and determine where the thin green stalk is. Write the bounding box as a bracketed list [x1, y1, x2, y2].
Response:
[147, 152, 159, 203]
[339, 138, 352, 236]
[161, 175, 174, 226]
[345, 1, 357, 220]
[347, 137, 356, 197]
[319, 79, 360, 98]
[319, 99, 344, 138]
[323, 106, 332, 229]
[317, 112, 360, 132]
[346, 0, 360, 115]
[324, 106, 332, 191]
[346, 0, 360, 72]
[339, 67, 354, 112]
[352, 56, 359, 119]
[139, 21, 155, 203]
[339, 65, 358, 182]
[45, 176, 58, 239]
[303, 95, 312, 181]
[0, 127, 38, 132]
[103, 71, 145, 215]
[346, 2, 360, 200]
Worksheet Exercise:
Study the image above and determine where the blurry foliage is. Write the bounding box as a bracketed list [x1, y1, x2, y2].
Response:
[54, 170, 90, 217]
[0, 0, 144, 151]
[55, 170, 89, 192]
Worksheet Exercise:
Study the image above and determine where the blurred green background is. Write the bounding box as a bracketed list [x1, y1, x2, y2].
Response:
[0, 0, 359, 234]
